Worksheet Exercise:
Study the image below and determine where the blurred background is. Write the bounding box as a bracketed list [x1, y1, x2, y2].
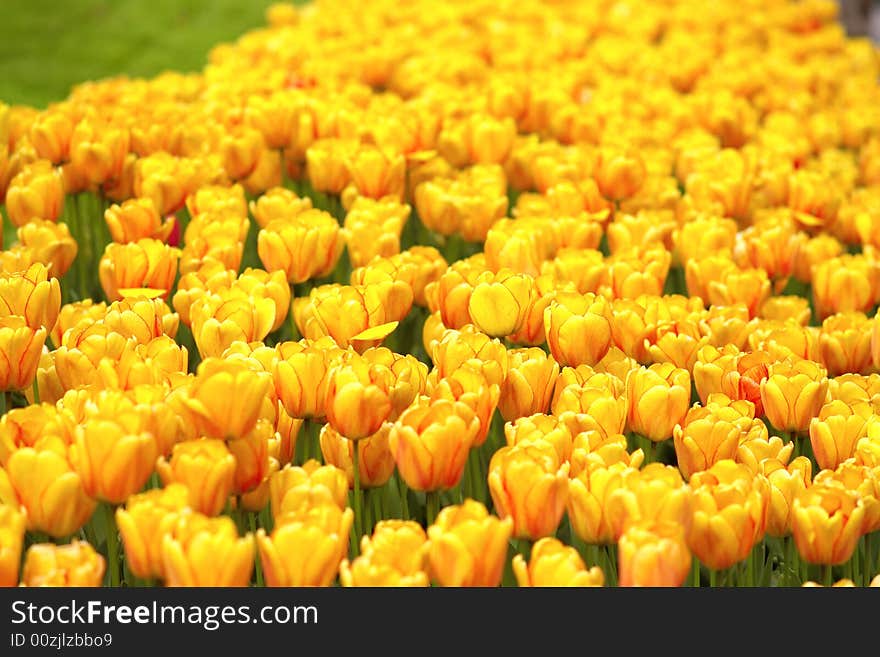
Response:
[0, 0, 282, 107]
[0, 0, 877, 109]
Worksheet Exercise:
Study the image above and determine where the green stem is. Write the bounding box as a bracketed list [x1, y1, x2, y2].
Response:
[398, 475, 410, 520]
[426, 490, 441, 527]
[823, 563, 833, 588]
[352, 442, 363, 549]
[371, 486, 383, 529]
[103, 503, 119, 587]
[31, 376, 40, 404]
[249, 513, 263, 587]
[0, 390, 6, 418]
[691, 558, 700, 587]
[709, 569, 717, 588]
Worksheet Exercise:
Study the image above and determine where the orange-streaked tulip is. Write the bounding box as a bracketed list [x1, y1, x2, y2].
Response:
[0, 317, 47, 392]
[16, 219, 77, 278]
[809, 400, 872, 471]
[0, 262, 61, 333]
[762, 457, 813, 538]
[269, 461, 349, 519]
[488, 441, 569, 540]
[567, 462, 637, 545]
[467, 270, 536, 338]
[426, 499, 513, 587]
[5, 160, 64, 227]
[21, 540, 105, 587]
[324, 352, 395, 440]
[513, 537, 604, 587]
[274, 338, 345, 420]
[257, 209, 345, 283]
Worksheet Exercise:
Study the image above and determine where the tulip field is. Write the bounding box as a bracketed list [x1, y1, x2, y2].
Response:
[2, 0, 880, 588]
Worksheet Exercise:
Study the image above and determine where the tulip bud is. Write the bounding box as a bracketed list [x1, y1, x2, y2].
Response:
[274, 338, 344, 420]
[594, 148, 646, 201]
[21, 541, 105, 587]
[618, 521, 691, 587]
[505, 414, 574, 464]
[426, 499, 513, 587]
[258, 504, 353, 586]
[467, 269, 536, 338]
[324, 352, 395, 440]
[673, 402, 744, 480]
[809, 400, 872, 471]
[69, 119, 129, 186]
[431, 325, 509, 388]
[513, 537, 604, 587]
[0, 317, 47, 392]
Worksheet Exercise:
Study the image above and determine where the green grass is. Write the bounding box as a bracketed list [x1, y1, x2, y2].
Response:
[0, 0, 284, 108]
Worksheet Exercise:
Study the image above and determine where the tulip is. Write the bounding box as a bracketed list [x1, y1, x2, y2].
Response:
[498, 348, 559, 421]
[467, 269, 536, 338]
[567, 462, 636, 545]
[762, 457, 813, 538]
[69, 119, 129, 185]
[156, 440, 237, 517]
[594, 148, 646, 201]
[274, 338, 344, 420]
[513, 537, 604, 587]
[30, 110, 74, 164]
[389, 398, 480, 492]
[3, 447, 96, 538]
[0, 262, 61, 333]
[258, 504, 353, 586]
[306, 138, 354, 195]
[488, 441, 569, 540]
[426, 499, 512, 587]
[552, 380, 627, 440]
[505, 414, 573, 464]
[104, 197, 175, 244]
[16, 219, 77, 278]
[673, 403, 744, 480]
[228, 420, 273, 495]
[116, 484, 190, 580]
[568, 430, 644, 477]
[21, 541, 105, 587]
[0, 504, 25, 587]
[319, 422, 395, 489]
[257, 209, 344, 283]
[688, 460, 769, 570]
[161, 512, 254, 587]
[818, 312, 874, 376]
[171, 358, 272, 439]
[99, 239, 180, 302]
[618, 521, 691, 587]
[69, 418, 157, 505]
[340, 520, 430, 587]
[324, 352, 395, 441]
[760, 296, 812, 326]
[791, 483, 865, 566]
[249, 186, 313, 228]
[269, 461, 348, 520]
[426, 364, 498, 446]
[544, 292, 613, 367]
[812, 255, 880, 319]
[607, 463, 693, 539]
[760, 359, 829, 434]
[5, 160, 64, 227]
[0, 317, 47, 392]
[814, 461, 880, 534]
[809, 400, 872, 471]
[626, 363, 691, 442]
[343, 197, 409, 268]
[0, 403, 74, 466]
